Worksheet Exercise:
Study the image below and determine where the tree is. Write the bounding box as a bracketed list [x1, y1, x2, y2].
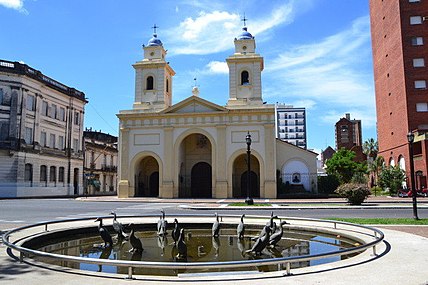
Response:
[378, 165, 405, 195]
[325, 148, 366, 184]
[362, 138, 379, 160]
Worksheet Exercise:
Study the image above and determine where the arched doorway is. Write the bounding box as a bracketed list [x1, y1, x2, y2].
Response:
[178, 133, 212, 198]
[191, 162, 212, 198]
[232, 154, 260, 198]
[135, 156, 159, 197]
[240, 171, 259, 198]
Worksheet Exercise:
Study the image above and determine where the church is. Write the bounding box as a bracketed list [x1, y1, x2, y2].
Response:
[117, 24, 318, 199]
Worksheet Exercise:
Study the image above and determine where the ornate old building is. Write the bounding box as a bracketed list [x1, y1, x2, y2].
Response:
[117, 25, 318, 198]
[0, 60, 86, 197]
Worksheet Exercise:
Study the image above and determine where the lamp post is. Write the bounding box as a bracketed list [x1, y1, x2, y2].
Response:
[245, 132, 254, 205]
[407, 132, 419, 220]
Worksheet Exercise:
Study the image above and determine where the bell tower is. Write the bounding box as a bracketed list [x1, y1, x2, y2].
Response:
[226, 18, 264, 107]
[133, 25, 176, 111]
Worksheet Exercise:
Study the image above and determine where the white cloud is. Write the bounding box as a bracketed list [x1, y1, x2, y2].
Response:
[205, 61, 228, 74]
[165, 2, 296, 55]
[265, 16, 375, 126]
[0, 0, 27, 13]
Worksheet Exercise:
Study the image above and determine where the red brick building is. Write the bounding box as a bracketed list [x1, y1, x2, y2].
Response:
[370, 0, 428, 190]
[335, 113, 365, 162]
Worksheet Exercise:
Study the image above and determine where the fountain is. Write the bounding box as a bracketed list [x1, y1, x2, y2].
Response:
[3, 213, 384, 280]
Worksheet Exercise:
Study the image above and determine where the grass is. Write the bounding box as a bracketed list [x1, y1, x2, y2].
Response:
[328, 218, 428, 225]
[228, 202, 272, 207]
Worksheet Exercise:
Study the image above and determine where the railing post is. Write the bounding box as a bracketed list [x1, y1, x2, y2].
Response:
[372, 231, 378, 256]
[126, 266, 133, 279]
[286, 262, 291, 275]
[45, 224, 48, 232]
[19, 252, 24, 263]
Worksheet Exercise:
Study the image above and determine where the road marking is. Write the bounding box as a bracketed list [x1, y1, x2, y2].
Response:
[0, 219, 25, 223]
[265, 199, 269, 203]
[217, 199, 225, 203]
[219, 204, 228, 208]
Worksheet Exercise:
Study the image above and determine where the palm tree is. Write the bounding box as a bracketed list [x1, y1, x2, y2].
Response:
[369, 156, 385, 195]
[363, 138, 378, 161]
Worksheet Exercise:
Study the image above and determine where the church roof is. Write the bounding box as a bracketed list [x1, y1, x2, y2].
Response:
[237, 27, 254, 40]
[147, 34, 163, 47]
[161, 96, 228, 114]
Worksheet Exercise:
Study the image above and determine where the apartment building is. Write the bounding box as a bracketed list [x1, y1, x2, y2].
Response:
[275, 103, 307, 149]
[370, 0, 428, 189]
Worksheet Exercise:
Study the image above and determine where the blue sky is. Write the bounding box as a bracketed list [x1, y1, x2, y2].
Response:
[0, 0, 375, 153]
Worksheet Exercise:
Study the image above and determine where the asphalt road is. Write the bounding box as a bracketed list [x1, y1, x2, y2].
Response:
[1, 199, 427, 230]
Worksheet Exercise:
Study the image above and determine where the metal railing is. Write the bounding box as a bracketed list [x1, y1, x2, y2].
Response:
[2, 214, 384, 279]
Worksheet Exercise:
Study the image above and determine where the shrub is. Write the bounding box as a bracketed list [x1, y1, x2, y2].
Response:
[317, 175, 340, 194]
[335, 183, 371, 205]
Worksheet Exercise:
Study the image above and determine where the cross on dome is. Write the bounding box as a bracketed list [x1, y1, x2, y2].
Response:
[152, 24, 159, 35]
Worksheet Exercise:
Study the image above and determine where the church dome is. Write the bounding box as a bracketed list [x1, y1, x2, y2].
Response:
[147, 34, 163, 47]
[237, 27, 253, 40]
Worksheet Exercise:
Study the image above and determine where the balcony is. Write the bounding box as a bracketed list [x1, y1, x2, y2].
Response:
[101, 164, 117, 172]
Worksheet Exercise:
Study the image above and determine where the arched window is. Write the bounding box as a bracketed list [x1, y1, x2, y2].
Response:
[146, 76, 154, 90]
[166, 78, 169, 93]
[58, 167, 65, 183]
[40, 165, 47, 186]
[50, 166, 56, 183]
[25, 163, 33, 185]
[241, 71, 249, 85]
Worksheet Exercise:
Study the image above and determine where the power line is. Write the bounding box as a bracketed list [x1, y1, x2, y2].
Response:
[87, 101, 117, 134]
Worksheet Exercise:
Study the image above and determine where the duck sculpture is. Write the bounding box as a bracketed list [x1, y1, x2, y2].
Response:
[171, 218, 181, 245]
[110, 211, 128, 240]
[269, 220, 288, 247]
[94, 217, 113, 247]
[176, 228, 187, 259]
[157, 210, 168, 236]
[212, 212, 221, 237]
[237, 214, 245, 239]
[246, 225, 271, 255]
[128, 223, 143, 253]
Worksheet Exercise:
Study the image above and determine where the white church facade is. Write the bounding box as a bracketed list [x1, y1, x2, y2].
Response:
[117, 26, 318, 199]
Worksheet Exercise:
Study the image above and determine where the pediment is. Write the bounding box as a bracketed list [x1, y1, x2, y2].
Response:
[161, 96, 228, 114]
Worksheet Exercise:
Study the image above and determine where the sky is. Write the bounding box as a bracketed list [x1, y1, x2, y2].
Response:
[0, 0, 376, 153]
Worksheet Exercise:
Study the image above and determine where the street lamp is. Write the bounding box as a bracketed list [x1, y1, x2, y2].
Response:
[245, 132, 254, 205]
[407, 131, 419, 220]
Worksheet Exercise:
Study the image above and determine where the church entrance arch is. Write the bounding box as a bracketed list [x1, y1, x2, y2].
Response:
[191, 162, 212, 198]
[135, 156, 159, 197]
[178, 133, 212, 198]
[232, 154, 260, 198]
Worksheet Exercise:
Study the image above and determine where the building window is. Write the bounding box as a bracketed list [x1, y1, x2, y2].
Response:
[166, 78, 169, 93]
[241, 71, 249, 85]
[410, 16, 423, 25]
[415, 80, 427, 89]
[40, 165, 47, 184]
[413, 58, 425, 67]
[50, 104, 57, 119]
[40, 131, 46, 147]
[416, 103, 428, 112]
[59, 107, 65, 121]
[24, 163, 33, 185]
[73, 138, 79, 152]
[0, 121, 9, 141]
[74, 112, 80, 125]
[58, 135, 64, 150]
[49, 134, 55, 148]
[24, 127, 33, 144]
[412, 37, 424, 46]
[146, 76, 154, 90]
[0, 88, 11, 106]
[58, 167, 65, 183]
[42, 101, 48, 116]
[49, 166, 56, 182]
[26, 95, 35, 111]
[409, 0, 421, 2]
